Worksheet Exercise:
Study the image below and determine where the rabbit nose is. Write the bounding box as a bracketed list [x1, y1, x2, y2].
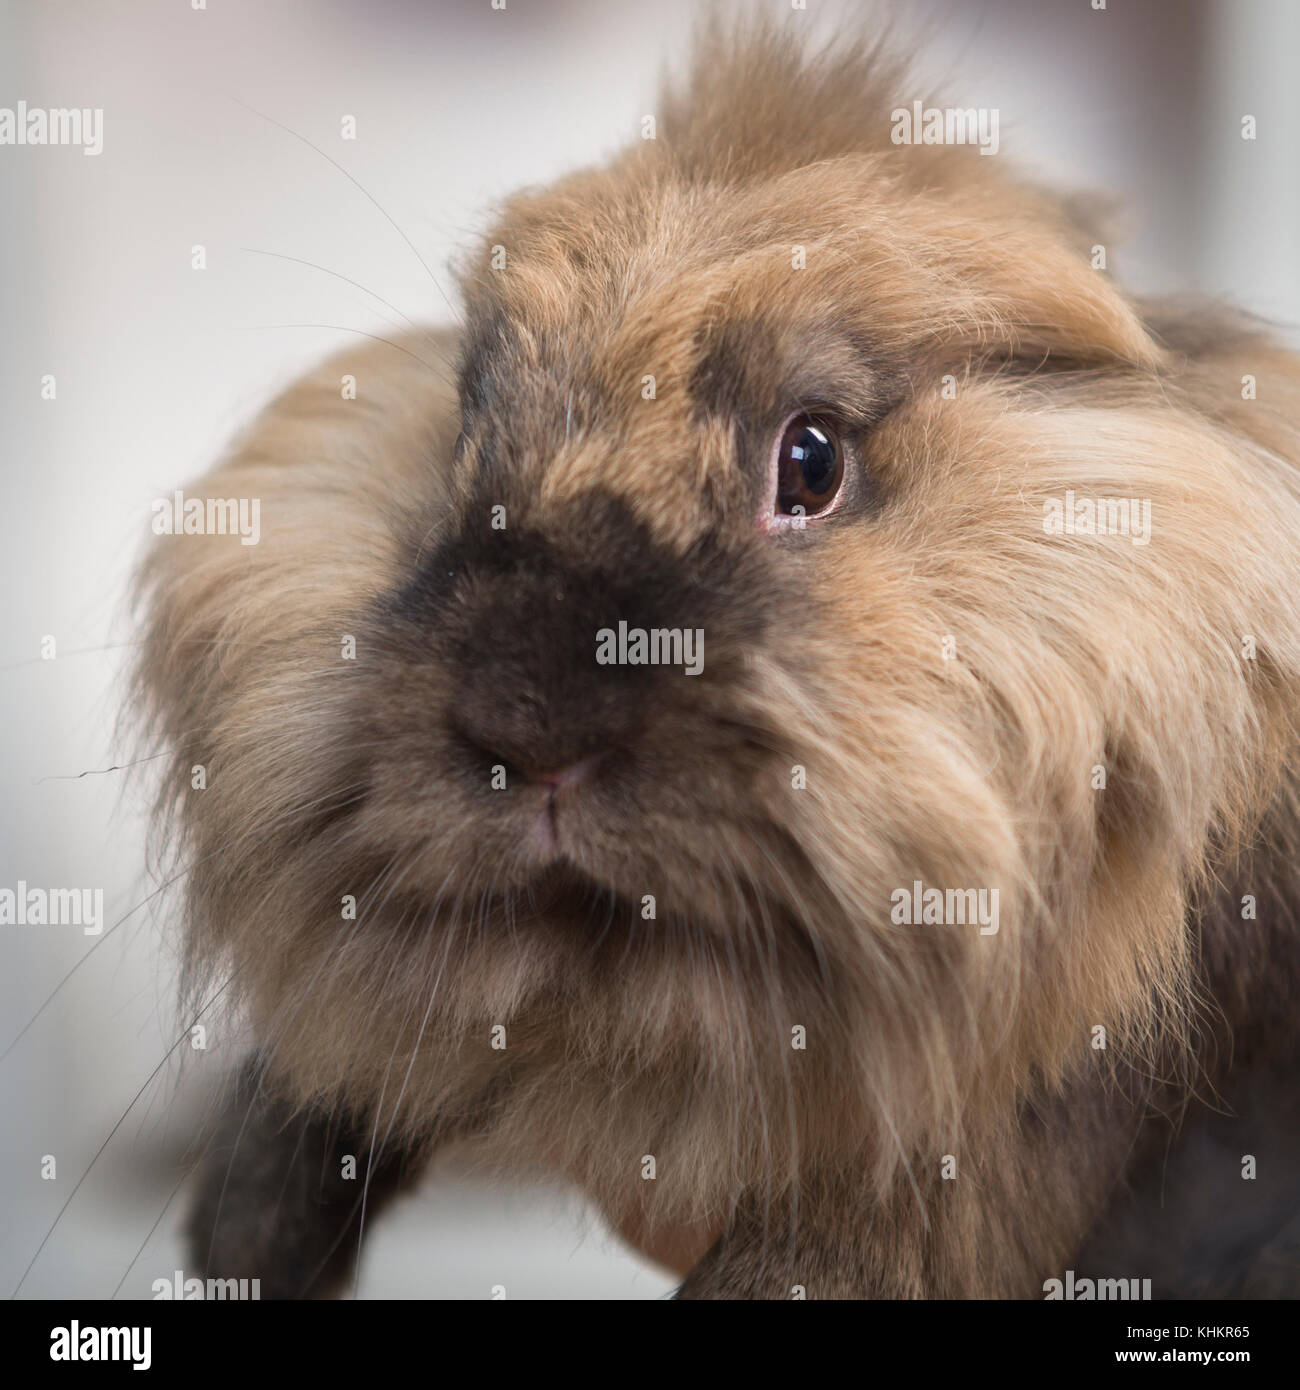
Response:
[420, 495, 702, 781]
[452, 659, 636, 783]
[454, 710, 615, 787]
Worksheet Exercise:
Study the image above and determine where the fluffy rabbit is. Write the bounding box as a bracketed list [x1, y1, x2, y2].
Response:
[138, 22, 1300, 1297]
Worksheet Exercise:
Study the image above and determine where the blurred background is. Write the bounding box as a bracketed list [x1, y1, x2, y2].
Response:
[1, 0, 1297, 1299]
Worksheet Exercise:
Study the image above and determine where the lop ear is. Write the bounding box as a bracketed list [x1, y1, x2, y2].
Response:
[929, 210, 1166, 372]
[720, 155, 1167, 378]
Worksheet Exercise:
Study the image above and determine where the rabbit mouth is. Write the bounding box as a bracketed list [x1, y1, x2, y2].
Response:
[519, 755, 607, 861]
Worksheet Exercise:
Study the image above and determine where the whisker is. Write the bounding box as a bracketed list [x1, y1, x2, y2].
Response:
[240, 247, 452, 362]
[197, 848, 406, 1278]
[0, 781, 371, 1064]
[110, 1162, 192, 1300]
[349, 848, 494, 1295]
[234, 98, 463, 326]
[10, 976, 234, 1298]
[237, 323, 441, 374]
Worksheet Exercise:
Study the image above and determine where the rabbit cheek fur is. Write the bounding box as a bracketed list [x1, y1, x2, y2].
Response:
[138, 29, 1300, 1298]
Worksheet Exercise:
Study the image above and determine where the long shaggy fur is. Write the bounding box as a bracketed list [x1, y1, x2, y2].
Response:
[136, 21, 1300, 1296]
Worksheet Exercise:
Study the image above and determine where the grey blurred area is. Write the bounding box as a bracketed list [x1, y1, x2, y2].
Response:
[0, 0, 1295, 1299]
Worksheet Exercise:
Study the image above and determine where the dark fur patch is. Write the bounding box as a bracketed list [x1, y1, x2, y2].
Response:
[384, 488, 766, 777]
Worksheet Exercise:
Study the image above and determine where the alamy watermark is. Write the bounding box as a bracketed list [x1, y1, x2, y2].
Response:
[1043, 491, 1151, 546]
[1044, 1270, 1152, 1300]
[1, 102, 103, 155]
[0, 882, 103, 935]
[890, 879, 999, 935]
[890, 101, 999, 156]
[152, 490, 261, 545]
[152, 1270, 261, 1300]
[596, 620, 704, 675]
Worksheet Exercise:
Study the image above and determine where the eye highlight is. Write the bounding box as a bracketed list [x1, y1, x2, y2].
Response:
[769, 413, 845, 525]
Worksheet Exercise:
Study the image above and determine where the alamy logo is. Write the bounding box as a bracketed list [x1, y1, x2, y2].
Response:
[0, 882, 103, 935]
[1044, 1270, 1152, 1300]
[1, 102, 103, 155]
[152, 490, 261, 545]
[596, 620, 704, 675]
[890, 101, 999, 156]
[1042, 491, 1151, 545]
[49, 1323, 150, 1370]
[890, 880, 999, 935]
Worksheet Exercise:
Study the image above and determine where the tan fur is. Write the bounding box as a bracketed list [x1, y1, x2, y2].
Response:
[137, 20, 1300, 1296]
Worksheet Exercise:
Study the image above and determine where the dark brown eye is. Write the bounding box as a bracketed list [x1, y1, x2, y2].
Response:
[775, 415, 844, 518]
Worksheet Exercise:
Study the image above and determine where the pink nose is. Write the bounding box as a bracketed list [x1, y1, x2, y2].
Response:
[534, 755, 602, 789]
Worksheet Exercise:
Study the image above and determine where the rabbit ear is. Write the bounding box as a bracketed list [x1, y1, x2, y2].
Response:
[652, 22, 1161, 375]
[704, 201, 1165, 381]
[932, 218, 1165, 371]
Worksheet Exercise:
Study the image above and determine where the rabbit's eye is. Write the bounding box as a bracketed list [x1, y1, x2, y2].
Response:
[774, 414, 844, 519]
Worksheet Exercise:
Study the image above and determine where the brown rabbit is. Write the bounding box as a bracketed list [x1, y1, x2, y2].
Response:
[137, 21, 1300, 1298]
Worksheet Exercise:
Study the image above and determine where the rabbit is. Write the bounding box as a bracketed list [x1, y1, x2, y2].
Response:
[136, 19, 1300, 1298]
